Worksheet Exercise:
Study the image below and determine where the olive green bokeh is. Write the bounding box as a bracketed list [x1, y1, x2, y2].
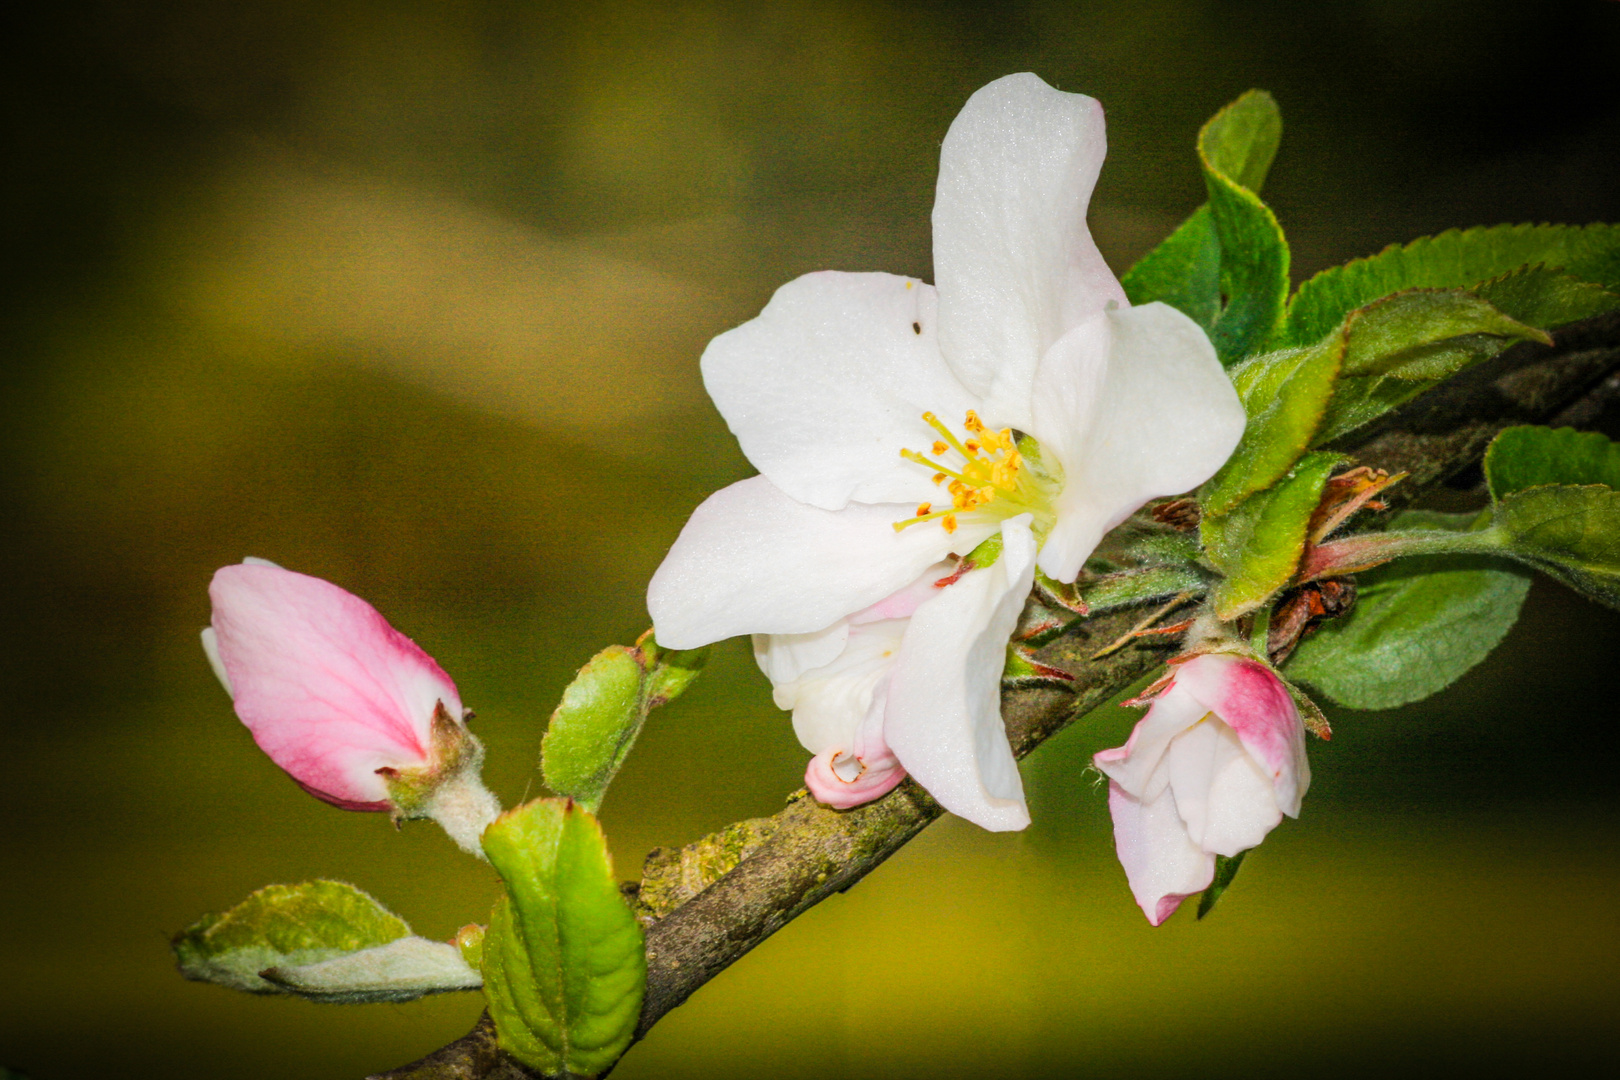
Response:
[4, 2, 1619, 1078]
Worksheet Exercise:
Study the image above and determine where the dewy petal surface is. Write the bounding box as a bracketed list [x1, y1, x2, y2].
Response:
[207, 562, 458, 807]
[883, 515, 1037, 831]
[932, 72, 1126, 432]
[1033, 301, 1246, 582]
[701, 272, 982, 511]
[1107, 781, 1215, 926]
[647, 475, 995, 649]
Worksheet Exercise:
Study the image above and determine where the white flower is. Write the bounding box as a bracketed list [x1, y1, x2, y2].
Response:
[1094, 653, 1310, 924]
[648, 73, 1245, 830]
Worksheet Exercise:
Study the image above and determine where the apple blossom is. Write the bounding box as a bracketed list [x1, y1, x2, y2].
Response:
[648, 72, 1245, 831]
[202, 558, 501, 856]
[1094, 653, 1309, 925]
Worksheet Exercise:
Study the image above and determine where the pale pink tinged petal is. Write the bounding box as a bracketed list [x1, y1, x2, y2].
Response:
[849, 561, 956, 624]
[805, 749, 907, 809]
[1034, 303, 1245, 583]
[883, 515, 1037, 832]
[207, 563, 459, 808]
[779, 616, 909, 756]
[1198, 738, 1284, 857]
[200, 627, 232, 696]
[1107, 781, 1214, 926]
[701, 272, 983, 510]
[932, 73, 1125, 432]
[647, 475, 995, 649]
[1091, 681, 1209, 800]
[1176, 654, 1310, 816]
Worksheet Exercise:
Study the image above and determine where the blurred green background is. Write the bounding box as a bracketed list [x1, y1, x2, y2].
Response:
[4, 1, 1619, 1077]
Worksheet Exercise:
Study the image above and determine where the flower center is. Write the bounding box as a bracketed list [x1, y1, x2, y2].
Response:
[894, 410, 1059, 537]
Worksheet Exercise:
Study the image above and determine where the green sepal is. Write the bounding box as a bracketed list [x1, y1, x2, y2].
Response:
[1286, 511, 1531, 710]
[173, 880, 409, 996]
[1280, 223, 1620, 350]
[481, 799, 646, 1078]
[1485, 425, 1620, 499]
[1204, 452, 1342, 619]
[542, 632, 708, 813]
[1122, 90, 1281, 338]
[965, 531, 1005, 570]
[1196, 850, 1248, 920]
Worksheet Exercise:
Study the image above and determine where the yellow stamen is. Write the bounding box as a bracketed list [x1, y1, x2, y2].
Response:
[916, 503, 931, 516]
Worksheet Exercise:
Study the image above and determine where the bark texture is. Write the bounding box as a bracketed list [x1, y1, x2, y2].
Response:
[374, 311, 1620, 1080]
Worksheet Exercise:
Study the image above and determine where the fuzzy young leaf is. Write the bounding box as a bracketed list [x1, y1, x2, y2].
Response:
[1475, 265, 1620, 329]
[1338, 289, 1549, 379]
[173, 880, 410, 995]
[260, 936, 482, 1003]
[1199, 91, 1290, 364]
[1122, 90, 1281, 331]
[1286, 512, 1530, 710]
[1079, 564, 1207, 614]
[1204, 452, 1342, 619]
[542, 634, 708, 813]
[1487, 484, 1620, 609]
[481, 799, 645, 1078]
[1202, 339, 1342, 515]
[1280, 223, 1620, 349]
[1485, 425, 1620, 499]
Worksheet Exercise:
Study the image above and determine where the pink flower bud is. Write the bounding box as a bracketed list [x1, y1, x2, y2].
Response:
[202, 559, 499, 854]
[1094, 653, 1309, 925]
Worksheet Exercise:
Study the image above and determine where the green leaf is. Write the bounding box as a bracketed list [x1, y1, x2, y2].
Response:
[1338, 289, 1549, 379]
[1122, 90, 1281, 338]
[1485, 484, 1620, 609]
[259, 937, 482, 1003]
[1200, 92, 1290, 365]
[173, 880, 410, 995]
[1121, 205, 1221, 330]
[542, 634, 708, 813]
[1201, 338, 1343, 515]
[1485, 425, 1620, 500]
[1281, 223, 1620, 349]
[1196, 850, 1247, 920]
[1475, 264, 1620, 329]
[1286, 511, 1531, 710]
[1079, 564, 1207, 614]
[1204, 452, 1341, 620]
[481, 799, 646, 1078]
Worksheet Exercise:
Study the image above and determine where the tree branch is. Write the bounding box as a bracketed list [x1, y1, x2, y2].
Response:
[371, 310, 1620, 1080]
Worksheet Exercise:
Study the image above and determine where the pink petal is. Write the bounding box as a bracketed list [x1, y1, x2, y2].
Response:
[1174, 654, 1310, 816]
[804, 749, 907, 809]
[207, 562, 460, 808]
[1106, 781, 1214, 926]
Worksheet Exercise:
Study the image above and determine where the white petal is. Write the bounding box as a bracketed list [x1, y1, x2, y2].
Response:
[647, 475, 995, 649]
[779, 617, 909, 756]
[753, 622, 851, 702]
[1199, 735, 1284, 857]
[1034, 302, 1246, 582]
[932, 73, 1127, 432]
[883, 515, 1037, 831]
[199, 626, 233, 697]
[1106, 780, 1215, 926]
[701, 272, 983, 510]
[1162, 716, 1280, 855]
[1092, 679, 1209, 800]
